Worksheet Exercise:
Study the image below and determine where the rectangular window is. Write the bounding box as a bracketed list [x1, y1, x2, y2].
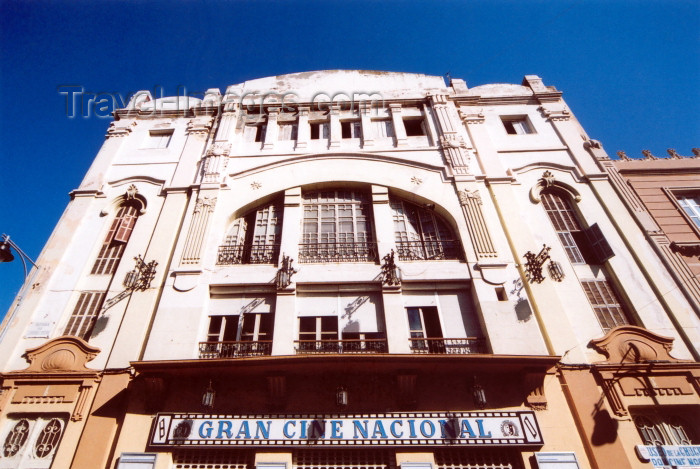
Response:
[407, 306, 444, 353]
[116, 453, 157, 469]
[63, 291, 105, 340]
[676, 193, 700, 229]
[310, 122, 329, 140]
[501, 116, 534, 135]
[143, 130, 173, 149]
[372, 119, 394, 138]
[581, 280, 630, 332]
[403, 118, 426, 136]
[341, 121, 362, 139]
[278, 122, 298, 141]
[245, 123, 267, 142]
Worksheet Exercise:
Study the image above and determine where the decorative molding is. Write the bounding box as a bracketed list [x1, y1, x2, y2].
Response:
[538, 105, 571, 122]
[457, 189, 498, 258]
[670, 242, 700, 257]
[106, 120, 136, 138]
[181, 196, 217, 266]
[529, 170, 581, 204]
[125, 184, 139, 200]
[458, 109, 485, 125]
[439, 134, 471, 174]
[186, 117, 213, 135]
[20, 337, 100, 373]
[600, 377, 627, 416]
[588, 326, 680, 364]
[71, 385, 92, 421]
[524, 373, 547, 411]
[410, 176, 422, 185]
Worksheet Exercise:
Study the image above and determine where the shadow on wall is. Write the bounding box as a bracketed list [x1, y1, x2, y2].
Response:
[591, 409, 619, 446]
[515, 297, 533, 322]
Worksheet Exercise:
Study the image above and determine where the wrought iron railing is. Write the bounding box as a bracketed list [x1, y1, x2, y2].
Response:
[217, 243, 280, 265]
[409, 337, 486, 354]
[395, 240, 462, 261]
[298, 242, 378, 263]
[199, 341, 272, 359]
[295, 338, 388, 354]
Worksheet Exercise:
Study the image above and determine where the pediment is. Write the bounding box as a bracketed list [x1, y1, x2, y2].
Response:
[588, 326, 680, 364]
[18, 336, 101, 373]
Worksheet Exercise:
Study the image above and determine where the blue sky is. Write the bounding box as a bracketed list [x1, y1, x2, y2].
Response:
[1, 0, 698, 317]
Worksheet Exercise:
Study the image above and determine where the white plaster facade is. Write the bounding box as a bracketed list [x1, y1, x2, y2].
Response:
[1, 70, 698, 469]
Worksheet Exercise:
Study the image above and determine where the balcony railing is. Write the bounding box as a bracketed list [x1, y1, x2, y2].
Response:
[217, 243, 280, 265]
[396, 240, 462, 261]
[409, 337, 486, 354]
[299, 242, 378, 263]
[295, 338, 388, 354]
[199, 341, 272, 359]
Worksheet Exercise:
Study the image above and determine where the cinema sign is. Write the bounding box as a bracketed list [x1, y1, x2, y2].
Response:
[149, 411, 543, 447]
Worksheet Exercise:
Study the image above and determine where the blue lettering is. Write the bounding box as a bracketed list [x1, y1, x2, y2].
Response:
[235, 421, 251, 439]
[331, 420, 343, 439]
[420, 420, 435, 437]
[372, 421, 388, 439]
[216, 421, 233, 439]
[310, 420, 325, 438]
[283, 421, 297, 438]
[199, 421, 213, 438]
[407, 419, 417, 438]
[255, 421, 271, 439]
[460, 420, 476, 438]
[390, 420, 403, 438]
[476, 419, 492, 438]
[353, 420, 369, 439]
[300, 420, 308, 439]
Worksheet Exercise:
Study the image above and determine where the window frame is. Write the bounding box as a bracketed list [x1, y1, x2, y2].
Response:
[632, 410, 697, 446]
[91, 202, 141, 275]
[664, 188, 700, 236]
[0, 415, 67, 469]
[142, 129, 173, 149]
[63, 291, 106, 340]
[581, 279, 631, 332]
[500, 115, 535, 135]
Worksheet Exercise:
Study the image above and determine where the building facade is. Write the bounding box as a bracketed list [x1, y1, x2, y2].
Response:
[0, 71, 698, 469]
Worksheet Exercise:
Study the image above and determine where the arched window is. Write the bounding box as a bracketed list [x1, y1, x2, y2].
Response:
[218, 200, 282, 264]
[541, 189, 629, 332]
[300, 190, 376, 263]
[91, 200, 141, 275]
[390, 198, 461, 260]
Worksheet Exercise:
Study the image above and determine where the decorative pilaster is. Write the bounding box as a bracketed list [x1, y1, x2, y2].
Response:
[201, 143, 231, 184]
[180, 196, 217, 265]
[71, 385, 92, 421]
[457, 189, 497, 258]
[329, 105, 341, 148]
[296, 107, 310, 149]
[440, 135, 472, 175]
[600, 374, 627, 416]
[359, 102, 374, 147]
[389, 103, 407, 146]
[263, 108, 279, 150]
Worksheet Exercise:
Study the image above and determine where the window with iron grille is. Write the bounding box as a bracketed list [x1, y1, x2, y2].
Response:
[581, 280, 630, 332]
[0, 416, 66, 469]
[63, 291, 106, 339]
[300, 190, 376, 263]
[91, 202, 140, 275]
[391, 198, 461, 261]
[633, 411, 697, 446]
[218, 200, 282, 265]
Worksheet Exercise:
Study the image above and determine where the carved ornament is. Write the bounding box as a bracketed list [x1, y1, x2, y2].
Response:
[440, 134, 466, 150]
[588, 325, 680, 364]
[529, 171, 581, 204]
[206, 143, 231, 157]
[106, 121, 136, 138]
[125, 184, 139, 200]
[538, 105, 571, 122]
[667, 148, 682, 159]
[641, 149, 657, 160]
[670, 242, 700, 257]
[459, 109, 485, 125]
[616, 150, 631, 161]
[19, 337, 100, 373]
[194, 196, 217, 214]
[458, 189, 482, 206]
[186, 117, 213, 135]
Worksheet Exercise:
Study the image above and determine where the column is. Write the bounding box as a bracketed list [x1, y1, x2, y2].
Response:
[360, 102, 374, 147]
[296, 106, 310, 150]
[390, 103, 407, 146]
[263, 107, 279, 150]
[329, 104, 341, 148]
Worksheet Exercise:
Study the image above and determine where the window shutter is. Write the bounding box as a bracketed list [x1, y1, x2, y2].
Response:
[584, 223, 614, 263]
[112, 207, 138, 243]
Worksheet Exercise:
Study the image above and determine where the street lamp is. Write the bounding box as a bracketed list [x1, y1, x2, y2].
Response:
[0, 234, 38, 278]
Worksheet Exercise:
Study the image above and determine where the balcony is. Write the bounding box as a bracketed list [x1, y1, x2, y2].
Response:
[295, 338, 388, 354]
[395, 240, 462, 261]
[199, 341, 272, 359]
[298, 242, 378, 263]
[409, 337, 486, 354]
[217, 243, 280, 265]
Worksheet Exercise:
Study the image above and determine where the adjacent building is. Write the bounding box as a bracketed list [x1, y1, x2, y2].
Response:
[0, 71, 698, 469]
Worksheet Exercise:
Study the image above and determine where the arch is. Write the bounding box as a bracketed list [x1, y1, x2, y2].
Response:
[389, 195, 462, 261]
[529, 170, 582, 204]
